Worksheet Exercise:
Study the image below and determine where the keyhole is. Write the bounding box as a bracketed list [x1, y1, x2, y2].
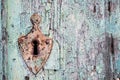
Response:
[32, 40, 39, 55]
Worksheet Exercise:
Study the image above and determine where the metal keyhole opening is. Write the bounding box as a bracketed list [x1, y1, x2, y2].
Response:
[32, 40, 39, 56]
[18, 13, 53, 74]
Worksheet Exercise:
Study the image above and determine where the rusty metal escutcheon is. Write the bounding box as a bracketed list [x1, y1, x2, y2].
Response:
[18, 13, 53, 75]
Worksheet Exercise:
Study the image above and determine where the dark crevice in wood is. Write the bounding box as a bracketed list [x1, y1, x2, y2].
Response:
[103, 33, 112, 80]
[53, 69, 57, 72]
[103, 33, 116, 80]
[93, 5, 96, 13]
[12, 58, 16, 61]
[2, 75, 6, 80]
[24, 76, 29, 80]
[108, 1, 111, 16]
[110, 34, 114, 55]
[110, 34, 116, 79]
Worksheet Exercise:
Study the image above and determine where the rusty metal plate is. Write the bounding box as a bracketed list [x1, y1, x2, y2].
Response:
[18, 13, 53, 75]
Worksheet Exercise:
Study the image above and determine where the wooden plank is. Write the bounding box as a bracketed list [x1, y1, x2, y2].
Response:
[104, 1, 113, 80]
[105, 0, 120, 79]
[60, 0, 80, 79]
[7, 0, 28, 80]
[44, 0, 60, 69]
[60, 0, 106, 79]
[4, 0, 120, 80]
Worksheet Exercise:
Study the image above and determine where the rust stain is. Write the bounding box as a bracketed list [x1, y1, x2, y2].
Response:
[34, 66, 39, 73]
[18, 13, 53, 74]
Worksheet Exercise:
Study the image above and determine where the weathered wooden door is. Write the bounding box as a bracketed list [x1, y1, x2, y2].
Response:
[0, 0, 120, 80]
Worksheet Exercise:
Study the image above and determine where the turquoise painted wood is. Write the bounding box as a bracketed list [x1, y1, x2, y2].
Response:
[0, 0, 120, 80]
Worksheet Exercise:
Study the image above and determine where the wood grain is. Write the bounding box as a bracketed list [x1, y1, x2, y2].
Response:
[0, 0, 120, 80]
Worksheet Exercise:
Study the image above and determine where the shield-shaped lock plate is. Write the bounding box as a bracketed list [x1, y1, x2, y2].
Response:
[18, 13, 53, 74]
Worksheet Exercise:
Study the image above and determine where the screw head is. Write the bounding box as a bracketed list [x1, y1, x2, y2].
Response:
[30, 13, 41, 25]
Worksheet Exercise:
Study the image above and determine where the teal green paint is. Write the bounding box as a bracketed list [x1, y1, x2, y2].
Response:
[105, 0, 120, 79]
[116, 56, 120, 72]
[1, 0, 120, 80]
[7, 0, 24, 80]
